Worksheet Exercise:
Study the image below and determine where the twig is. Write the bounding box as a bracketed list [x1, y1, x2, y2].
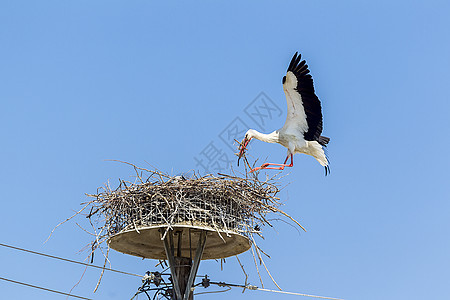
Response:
[93, 246, 110, 293]
[44, 202, 91, 243]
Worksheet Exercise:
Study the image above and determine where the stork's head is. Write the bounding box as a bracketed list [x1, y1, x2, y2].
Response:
[237, 129, 254, 166]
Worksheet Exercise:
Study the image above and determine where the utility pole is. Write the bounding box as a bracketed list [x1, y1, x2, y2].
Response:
[162, 229, 207, 300]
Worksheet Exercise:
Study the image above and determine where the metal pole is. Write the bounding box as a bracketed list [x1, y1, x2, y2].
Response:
[183, 230, 207, 300]
[162, 230, 183, 300]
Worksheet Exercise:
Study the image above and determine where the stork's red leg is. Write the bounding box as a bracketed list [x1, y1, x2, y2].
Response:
[249, 154, 293, 173]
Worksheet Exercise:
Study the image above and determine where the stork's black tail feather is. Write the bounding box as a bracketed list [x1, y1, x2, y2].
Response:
[318, 136, 330, 146]
[325, 165, 330, 176]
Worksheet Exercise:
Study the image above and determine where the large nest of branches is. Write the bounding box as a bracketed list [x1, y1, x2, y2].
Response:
[84, 163, 303, 247]
[47, 162, 306, 291]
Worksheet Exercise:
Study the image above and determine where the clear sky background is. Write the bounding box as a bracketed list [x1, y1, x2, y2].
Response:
[1, 1, 450, 299]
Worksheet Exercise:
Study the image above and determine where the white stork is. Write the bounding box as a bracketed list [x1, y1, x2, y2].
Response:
[238, 52, 330, 175]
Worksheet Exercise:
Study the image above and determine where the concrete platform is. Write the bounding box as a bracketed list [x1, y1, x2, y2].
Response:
[108, 224, 251, 260]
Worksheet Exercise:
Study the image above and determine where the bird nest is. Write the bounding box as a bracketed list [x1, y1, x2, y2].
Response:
[49, 162, 305, 291]
[83, 164, 303, 248]
[91, 175, 270, 238]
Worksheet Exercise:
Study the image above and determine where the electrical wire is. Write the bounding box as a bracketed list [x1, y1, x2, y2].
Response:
[209, 281, 344, 300]
[256, 287, 344, 300]
[194, 286, 231, 295]
[0, 242, 142, 278]
[0, 276, 93, 300]
[1, 242, 343, 300]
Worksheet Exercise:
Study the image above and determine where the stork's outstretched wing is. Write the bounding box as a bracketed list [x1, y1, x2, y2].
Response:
[282, 52, 323, 142]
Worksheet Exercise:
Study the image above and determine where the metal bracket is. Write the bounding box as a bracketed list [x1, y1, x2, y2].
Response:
[162, 230, 183, 300]
[183, 230, 207, 300]
[162, 229, 207, 300]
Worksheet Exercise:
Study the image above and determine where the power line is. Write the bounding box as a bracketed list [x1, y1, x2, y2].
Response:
[1, 242, 344, 299]
[0, 276, 93, 300]
[256, 287, 344, 300]
[194, 286, 231, 295]
[0, 242, 142, 278]
[209, 281, 344, 300]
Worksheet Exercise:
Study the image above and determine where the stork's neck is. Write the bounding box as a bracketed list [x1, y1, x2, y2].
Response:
[248, 129, 279, 143]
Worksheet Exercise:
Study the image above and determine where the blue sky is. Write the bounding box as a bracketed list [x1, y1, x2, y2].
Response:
[1, 1, 450, 299]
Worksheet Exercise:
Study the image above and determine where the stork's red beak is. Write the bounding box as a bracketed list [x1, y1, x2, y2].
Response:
[237, 137, 251, 166]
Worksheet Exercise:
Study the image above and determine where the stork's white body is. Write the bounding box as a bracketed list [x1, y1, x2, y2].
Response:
[239, 52, 330, 174]
[244, 130, 328, 167]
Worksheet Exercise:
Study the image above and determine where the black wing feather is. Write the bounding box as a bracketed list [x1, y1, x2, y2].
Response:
[287, 52, 323, 142]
